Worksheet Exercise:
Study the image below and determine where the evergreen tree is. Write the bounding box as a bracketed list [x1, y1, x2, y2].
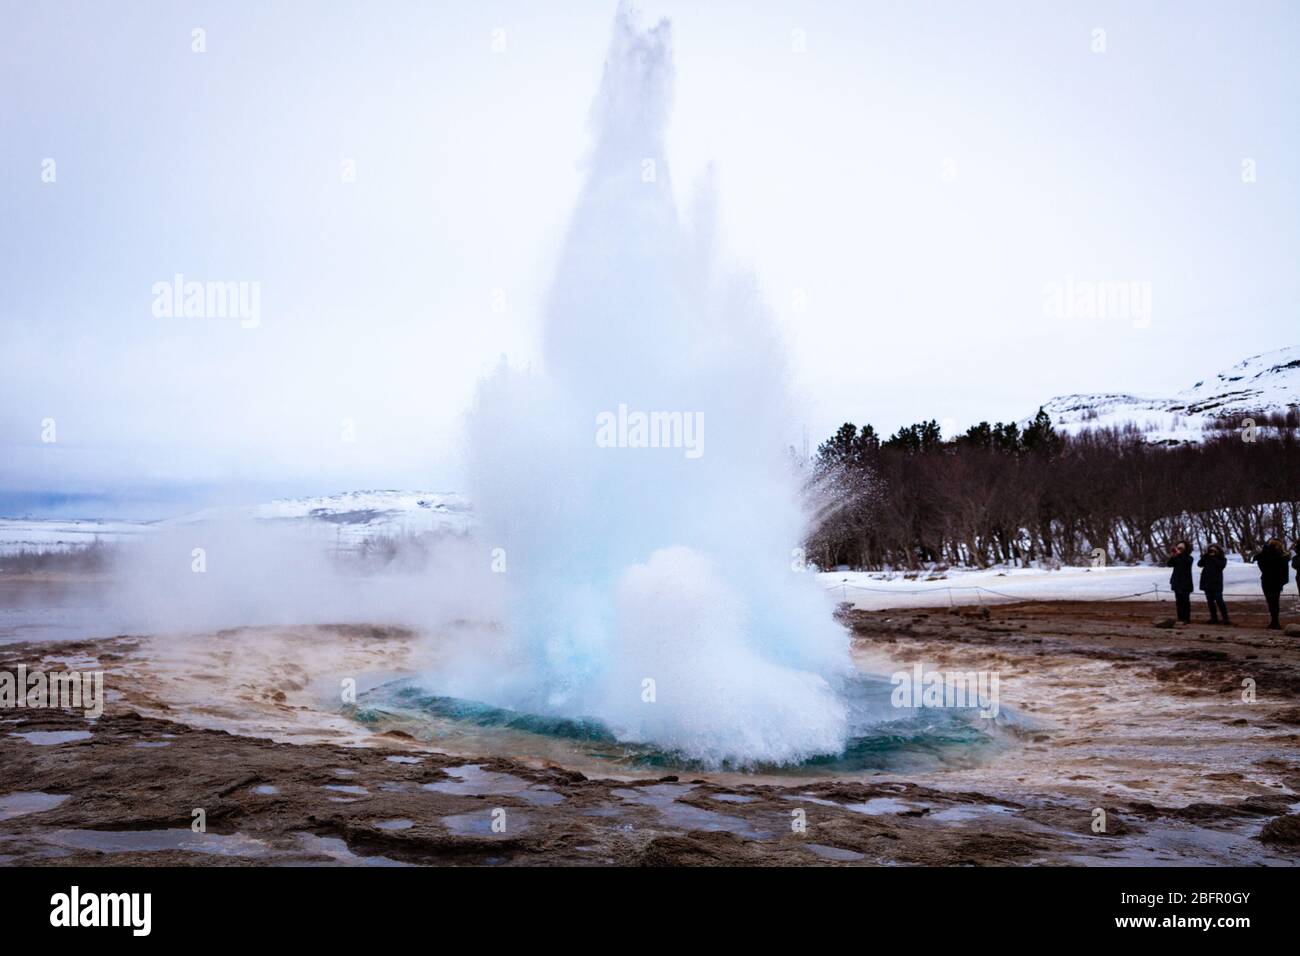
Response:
[1022, 407, 1062, 455]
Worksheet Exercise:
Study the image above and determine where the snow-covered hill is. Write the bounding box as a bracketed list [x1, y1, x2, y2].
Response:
[0, 491, 472, 555]
[168, 490, 471, 535]
[0, 518, 154, 556]
[1033, 346, 1300, 443]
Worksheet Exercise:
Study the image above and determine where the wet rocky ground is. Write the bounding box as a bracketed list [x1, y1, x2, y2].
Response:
[2, 598, 1299, 866]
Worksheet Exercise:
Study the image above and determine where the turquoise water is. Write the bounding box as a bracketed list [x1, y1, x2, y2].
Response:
[349, 675, 1010, 775]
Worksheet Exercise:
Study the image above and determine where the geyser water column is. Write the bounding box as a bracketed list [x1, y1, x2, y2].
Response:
[461, 3, 852, 767]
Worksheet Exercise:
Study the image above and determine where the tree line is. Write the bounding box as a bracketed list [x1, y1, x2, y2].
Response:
[804, 409, 1300, 570]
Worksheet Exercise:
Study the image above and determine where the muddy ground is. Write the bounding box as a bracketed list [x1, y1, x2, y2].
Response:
[1, 597, 1298, 866]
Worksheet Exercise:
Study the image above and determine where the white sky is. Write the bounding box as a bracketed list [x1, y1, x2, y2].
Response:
[2, 0, 1297, 515]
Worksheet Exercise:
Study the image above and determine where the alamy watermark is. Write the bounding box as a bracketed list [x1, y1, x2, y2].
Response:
[595, 404, 704, 459]
[152, 273, 261, 328]
[1043, 275, 1151, 328]
[0, 664, 104, 719]
[50, 886, 150, 936]
[890, 662, 1000, 718]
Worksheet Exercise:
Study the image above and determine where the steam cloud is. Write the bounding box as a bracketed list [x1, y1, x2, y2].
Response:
[454, 5, 852, 766]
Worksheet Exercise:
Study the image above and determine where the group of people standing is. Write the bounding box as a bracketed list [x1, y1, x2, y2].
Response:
[1167, 538, 1300, 629]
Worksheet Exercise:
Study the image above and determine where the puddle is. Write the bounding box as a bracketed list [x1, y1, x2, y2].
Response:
[0, 791, 69, 821]
[661, 803, 772, 838]
[580, 806, 628, 819]
[612, 784, 695, 806]
[322, 784, 368, 796]
[928, 804, 1015, 823]
[331, 768, 357, 777]
[788, 794, 842, 808]
[252, 785, 279, 795]
[386, 755, 423, 764]
[423, 765, 563, 806]
[292, 832, 410, 866]
[805, 843, 866, 862]
[440, 810, 527, 837]
[614, 784, 773, 839]
[375, 819, 413, 830]
[38, 653, 101, 671]
[133, 741, 171, 749]
[8, 731, 92, 746]
[45, 828, 271, 857]
[709, 793, 756, 804]
[845, 797, 922, 816]
[1065, 820, 1296, 867]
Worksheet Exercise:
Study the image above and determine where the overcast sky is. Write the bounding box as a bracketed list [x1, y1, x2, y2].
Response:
[2, 0, 1297, 516]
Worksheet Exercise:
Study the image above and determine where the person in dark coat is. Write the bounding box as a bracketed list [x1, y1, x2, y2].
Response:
[1293, 548, 1300, 609]
[1197, 543, 1229, 624]
[1166, 540, 1194, 624]
[1251, 538, 1290, 630]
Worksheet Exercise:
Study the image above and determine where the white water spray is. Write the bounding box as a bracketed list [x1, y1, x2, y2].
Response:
[459, 5, 852, 767]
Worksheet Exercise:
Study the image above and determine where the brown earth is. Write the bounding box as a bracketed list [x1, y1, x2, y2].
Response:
[1, 596, 1298, 866]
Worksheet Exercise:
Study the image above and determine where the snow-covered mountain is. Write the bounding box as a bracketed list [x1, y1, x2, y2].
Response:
[1033, 346, 1300, 443]
[165, 490, 474, 550]
[0, 517, 154, 556]
[169, 490, 470, 532]
[0, 490, 473, 555]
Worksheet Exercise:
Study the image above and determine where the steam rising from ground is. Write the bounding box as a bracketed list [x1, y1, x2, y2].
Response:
[455, 6, 852, 766]
[105, 520, 494, 637]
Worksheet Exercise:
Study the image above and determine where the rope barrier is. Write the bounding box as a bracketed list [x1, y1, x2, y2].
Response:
[823, 579, 1285, 603]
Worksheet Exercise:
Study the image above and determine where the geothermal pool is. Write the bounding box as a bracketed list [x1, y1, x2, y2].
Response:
[348, 673, 1019, 777]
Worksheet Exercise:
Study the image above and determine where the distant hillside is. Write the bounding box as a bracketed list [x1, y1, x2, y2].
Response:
[1032, 346, 1300, 443]
[175, 490, 472, 538]
[0, 491, 472, 556]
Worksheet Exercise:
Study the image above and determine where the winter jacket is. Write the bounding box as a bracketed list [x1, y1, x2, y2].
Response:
[1252, 546, 1291, 591]
[1167, 551, 1194, 593]
[1197, 552, 1226, 593]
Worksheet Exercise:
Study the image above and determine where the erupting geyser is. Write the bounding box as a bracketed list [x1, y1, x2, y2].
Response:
[457, 4, 853, 767]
